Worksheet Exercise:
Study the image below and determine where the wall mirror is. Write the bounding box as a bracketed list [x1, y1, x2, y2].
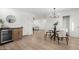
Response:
[6, 15, 16, 23]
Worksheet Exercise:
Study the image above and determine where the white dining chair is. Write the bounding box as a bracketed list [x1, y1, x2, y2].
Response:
[57, 30, 69, 45]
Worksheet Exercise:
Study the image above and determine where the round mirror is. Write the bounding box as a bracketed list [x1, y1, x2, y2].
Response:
[6, 15, 16, 23]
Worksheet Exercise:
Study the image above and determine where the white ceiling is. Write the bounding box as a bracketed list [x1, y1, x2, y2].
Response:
[11, 8, 78, 19]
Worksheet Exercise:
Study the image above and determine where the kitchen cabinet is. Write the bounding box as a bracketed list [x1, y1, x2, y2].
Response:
[12, 27, 23, 41]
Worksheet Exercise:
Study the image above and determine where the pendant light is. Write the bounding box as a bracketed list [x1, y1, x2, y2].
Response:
[49, 8, 59, 18]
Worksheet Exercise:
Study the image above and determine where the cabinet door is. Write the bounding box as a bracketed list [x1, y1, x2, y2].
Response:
[12, 28, 23, 41]
[12, 29, 19, 40]
[18, 29, 22, 39]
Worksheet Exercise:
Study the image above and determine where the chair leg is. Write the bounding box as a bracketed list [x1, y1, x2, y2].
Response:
[66, 37, 69, 45]
[50, 35, 54, 40]
[49, 33, 51, 38]
[58, 37, 60, 45]
[61, 37, 63, 41]
[44, 34, 46, 40]
[44, 34, 47, 40]
[44, 36, 46, 40]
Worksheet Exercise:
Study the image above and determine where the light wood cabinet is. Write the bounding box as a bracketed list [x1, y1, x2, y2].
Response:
[12, 27, 23, 41]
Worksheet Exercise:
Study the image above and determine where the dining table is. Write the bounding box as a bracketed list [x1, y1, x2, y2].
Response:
[50, 24, 59, 41]
[45, 22, 59, 41]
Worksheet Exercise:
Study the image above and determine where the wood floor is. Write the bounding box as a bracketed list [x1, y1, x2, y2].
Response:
[0, 30, 79, 50]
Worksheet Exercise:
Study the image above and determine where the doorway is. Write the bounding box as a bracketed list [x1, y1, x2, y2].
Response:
[63, 16, 70, 35]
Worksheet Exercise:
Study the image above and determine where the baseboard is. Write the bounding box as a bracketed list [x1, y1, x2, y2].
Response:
[23, 35, 33, 37]
[70, 36, 79, 39]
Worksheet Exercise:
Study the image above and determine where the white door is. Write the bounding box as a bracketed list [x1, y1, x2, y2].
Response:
[63, 16, 70, 34]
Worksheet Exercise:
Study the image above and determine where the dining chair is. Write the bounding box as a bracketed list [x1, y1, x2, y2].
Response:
[44, 30, 53, 40]
[57, 30, 69, 45]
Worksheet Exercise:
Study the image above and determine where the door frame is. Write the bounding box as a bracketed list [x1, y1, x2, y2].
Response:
[63, 15, 70, 35]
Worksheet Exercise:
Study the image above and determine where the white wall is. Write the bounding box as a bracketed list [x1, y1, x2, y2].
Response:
[33, 18, 59, 30]
[0, 8, 34, 35]
[33, 19, 47, 30]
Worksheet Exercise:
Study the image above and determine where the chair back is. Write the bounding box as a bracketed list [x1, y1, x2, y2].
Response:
[58, 30, 67, 37]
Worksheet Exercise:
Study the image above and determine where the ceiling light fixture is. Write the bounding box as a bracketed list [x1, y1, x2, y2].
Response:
[49, 8, 59, 18]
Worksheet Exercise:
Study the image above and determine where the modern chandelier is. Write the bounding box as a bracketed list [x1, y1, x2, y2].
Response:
[49, 8, 59, 18]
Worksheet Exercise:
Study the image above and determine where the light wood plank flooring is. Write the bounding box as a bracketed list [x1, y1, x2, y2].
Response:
[0, 30, 79, 50]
